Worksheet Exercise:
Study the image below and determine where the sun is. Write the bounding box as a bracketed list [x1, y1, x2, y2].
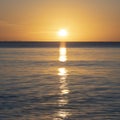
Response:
[58, 29, 68, 37]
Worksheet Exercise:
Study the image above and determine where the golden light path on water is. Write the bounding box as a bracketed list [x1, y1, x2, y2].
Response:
[54, 42, 71, 119]
[59, 42, 67, 62]
[59, 47, 67, 62]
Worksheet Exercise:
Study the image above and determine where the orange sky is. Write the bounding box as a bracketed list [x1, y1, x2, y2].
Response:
[0, 0, 120, 41]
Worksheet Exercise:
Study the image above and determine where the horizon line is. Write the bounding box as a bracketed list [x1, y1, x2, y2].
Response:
[0, 41, 120, 43]
[0, 41, 120, 48]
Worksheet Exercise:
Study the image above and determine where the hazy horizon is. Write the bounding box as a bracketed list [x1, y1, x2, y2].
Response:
[0, 41, 120, 48]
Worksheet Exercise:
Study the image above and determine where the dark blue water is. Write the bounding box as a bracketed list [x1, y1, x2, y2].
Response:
[0, 48, 120, 120]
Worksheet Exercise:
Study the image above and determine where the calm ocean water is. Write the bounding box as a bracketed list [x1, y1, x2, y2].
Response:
[0, 47, 120, 120]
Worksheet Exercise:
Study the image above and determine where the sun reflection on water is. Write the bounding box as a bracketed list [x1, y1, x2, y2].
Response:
[59, 47, 67, 62]
[53, 67, 71, 120]
[53, 44, 71, 119]
[58, 68, 69, 95]
[58, 68, 67, 77]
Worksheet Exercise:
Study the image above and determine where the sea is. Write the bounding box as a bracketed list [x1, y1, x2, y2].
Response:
[0, 47, 120, 120]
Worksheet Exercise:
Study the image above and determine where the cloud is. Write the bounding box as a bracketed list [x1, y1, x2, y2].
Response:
[0, 20, 25, 38]
[0, 20, 20, 28]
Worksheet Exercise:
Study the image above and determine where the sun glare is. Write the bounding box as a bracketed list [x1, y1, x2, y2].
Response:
[58, 29, 68, 37]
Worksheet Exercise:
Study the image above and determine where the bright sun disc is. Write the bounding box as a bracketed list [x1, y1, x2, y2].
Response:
[58, 29, 68, 37]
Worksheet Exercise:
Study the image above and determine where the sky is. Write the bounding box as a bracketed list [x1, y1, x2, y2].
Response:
[0, 0, 120, 42]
